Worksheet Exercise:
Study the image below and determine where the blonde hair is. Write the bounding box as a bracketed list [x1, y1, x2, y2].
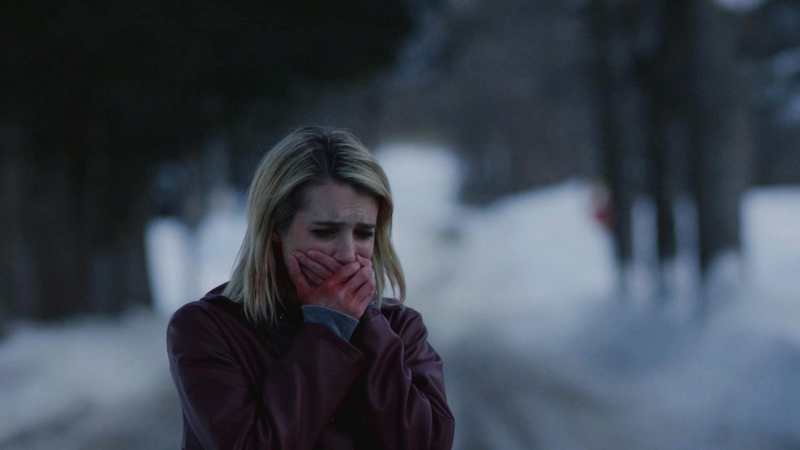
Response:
[223, 126, 406, 325]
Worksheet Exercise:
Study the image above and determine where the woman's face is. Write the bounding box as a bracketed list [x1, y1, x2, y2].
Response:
[278, 181, 379, 267]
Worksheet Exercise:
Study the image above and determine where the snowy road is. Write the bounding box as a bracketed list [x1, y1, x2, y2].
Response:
[2, 383, 180, 450]
[0, 313, 182, 450]
[439, 300, 800, 450]
[5, 296, 800, 450]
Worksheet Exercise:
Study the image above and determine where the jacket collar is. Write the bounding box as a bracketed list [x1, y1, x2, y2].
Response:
[200, 283, 303, 326]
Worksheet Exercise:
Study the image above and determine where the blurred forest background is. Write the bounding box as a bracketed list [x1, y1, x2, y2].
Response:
[3, 0, 800, 448]
[3, 0, 800, 323]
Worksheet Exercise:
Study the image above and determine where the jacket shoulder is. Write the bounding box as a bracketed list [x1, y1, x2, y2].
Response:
[167, 301, 219, 345]
[166, 295, 249, 348]
[168, 300, 212, 328]
[169, 298, 230, 325]
[377, 298, 427, 332]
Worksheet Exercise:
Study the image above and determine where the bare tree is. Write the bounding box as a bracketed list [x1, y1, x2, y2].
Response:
[591, 0, 755, 312]
[588, 0, 647, 292]
[688, 1, 754, 284]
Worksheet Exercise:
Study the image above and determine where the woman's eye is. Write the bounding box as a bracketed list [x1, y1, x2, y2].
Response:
[356, 231, 374, 239]
[312, 229, 335, 237]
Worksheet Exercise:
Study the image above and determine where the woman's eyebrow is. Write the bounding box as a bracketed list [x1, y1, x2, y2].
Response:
[312, 221, 376, 229]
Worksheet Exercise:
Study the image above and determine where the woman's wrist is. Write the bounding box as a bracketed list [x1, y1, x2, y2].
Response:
[301, 304, 360, 340]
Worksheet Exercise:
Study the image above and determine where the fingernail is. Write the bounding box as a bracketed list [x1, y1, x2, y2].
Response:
[307, 250, 316, 257]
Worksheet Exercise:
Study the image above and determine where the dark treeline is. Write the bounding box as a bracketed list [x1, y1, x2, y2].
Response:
[373, 0, 800, 309]
[590, 0, 800, 313]
[0, 0, 417, 321]
[2, 0, 799, 322]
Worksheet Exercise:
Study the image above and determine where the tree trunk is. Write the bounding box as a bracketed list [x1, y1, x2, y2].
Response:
[2, 126, 153, 320]
[0, 123, 29, 322]
[20, 152, 90, 318]
[636, 0, 695, 301]
[589, 0, 644, 273]
[688, 1, 753, 275]
[80, 115, 153, 314]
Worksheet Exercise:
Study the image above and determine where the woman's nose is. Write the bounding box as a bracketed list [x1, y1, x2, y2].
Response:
[332, 236, 356, 264]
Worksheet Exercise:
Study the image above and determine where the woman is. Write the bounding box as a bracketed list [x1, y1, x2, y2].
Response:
[166, 126, 455, 449]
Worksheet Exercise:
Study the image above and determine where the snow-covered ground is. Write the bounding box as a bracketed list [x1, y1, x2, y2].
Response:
[1, 143, 799, 449]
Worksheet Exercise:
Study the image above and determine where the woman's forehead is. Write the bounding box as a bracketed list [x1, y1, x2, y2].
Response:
[299, 182, 378, 221]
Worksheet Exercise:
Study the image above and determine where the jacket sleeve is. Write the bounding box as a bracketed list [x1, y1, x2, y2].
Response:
[346, 305, 456, 450]
[166, 304, 365, 450]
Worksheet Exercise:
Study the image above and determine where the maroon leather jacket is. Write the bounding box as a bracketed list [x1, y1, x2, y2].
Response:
[166, 285, 455, 449]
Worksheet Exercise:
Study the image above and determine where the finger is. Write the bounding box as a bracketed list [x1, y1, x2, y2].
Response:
[355, 254, 373, 269]
[344, 265, 373, 292]
[286, 254, 311, 295]
[295, 252, 333, 279]
[353, 275, 376, 304]
[355, 254, 375, 282]
[306, 250, 343, 272]
[327, 261, 362, 285]
[301, 266, 322, 287]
